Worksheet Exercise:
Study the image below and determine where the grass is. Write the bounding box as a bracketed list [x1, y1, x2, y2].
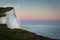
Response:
[0, 24, 57, 40]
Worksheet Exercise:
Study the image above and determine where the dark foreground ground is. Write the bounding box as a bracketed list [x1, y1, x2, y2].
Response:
[0, 24, 58, 40]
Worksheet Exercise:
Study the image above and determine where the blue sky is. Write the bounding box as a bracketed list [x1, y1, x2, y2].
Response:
[0, 0, 60, 21]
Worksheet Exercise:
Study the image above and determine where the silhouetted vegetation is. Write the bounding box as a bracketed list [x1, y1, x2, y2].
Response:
[0, 7, 13, 17]
[0, 24, 57, 40]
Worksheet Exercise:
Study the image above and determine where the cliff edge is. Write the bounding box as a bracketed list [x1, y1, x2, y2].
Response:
[0, 24, 57, 40]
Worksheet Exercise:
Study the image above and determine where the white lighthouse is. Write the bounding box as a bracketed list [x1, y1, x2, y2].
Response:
[0, 7, 22, 29]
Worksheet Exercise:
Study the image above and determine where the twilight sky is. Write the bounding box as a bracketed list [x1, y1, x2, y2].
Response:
[0, 0, 60, 21]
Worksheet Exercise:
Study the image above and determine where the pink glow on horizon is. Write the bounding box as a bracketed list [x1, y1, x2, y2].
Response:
[19, 18, 60, 21]
[15, 7, 60, 21]
[16, 14, 60, 21]
[16, 13, 60, 21]
[16, 16, 60, 21]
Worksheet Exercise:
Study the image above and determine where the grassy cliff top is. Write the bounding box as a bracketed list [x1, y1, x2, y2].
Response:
[0, 24, 57, 40]
[0, 7, 13, 17]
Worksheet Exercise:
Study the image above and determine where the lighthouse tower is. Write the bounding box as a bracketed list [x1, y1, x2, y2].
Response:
[0, 7, 22, 29]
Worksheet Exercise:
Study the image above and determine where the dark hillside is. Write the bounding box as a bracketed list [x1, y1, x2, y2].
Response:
[0, 7, 13, 17]
[0, 24, 57, 40]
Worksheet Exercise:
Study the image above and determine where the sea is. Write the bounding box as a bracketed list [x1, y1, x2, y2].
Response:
[21, 21, 60, 40]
